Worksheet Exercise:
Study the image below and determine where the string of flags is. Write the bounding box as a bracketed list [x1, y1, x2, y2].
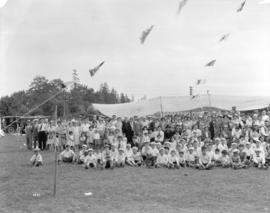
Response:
[89, 61, 105, 77]
[85, 0, 249, 92]
[140, 25, 154, 44]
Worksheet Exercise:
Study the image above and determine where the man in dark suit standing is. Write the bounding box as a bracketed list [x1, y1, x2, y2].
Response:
[122, 117, 134, 146]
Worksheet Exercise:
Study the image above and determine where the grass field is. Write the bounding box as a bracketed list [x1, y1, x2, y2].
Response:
[0, 136, 270, 213]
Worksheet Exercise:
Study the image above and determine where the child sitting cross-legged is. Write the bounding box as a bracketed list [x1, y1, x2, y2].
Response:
[155, 148, 169, 168]
[30, 147, 43, 167]
[168, 150, 180, 169]
[220, 150, 231, 168]
[84, 148, 97, 169]
[125, 144, 137, 166]
[253, 149, 268, 169]
[116, 148, 126, 167]
[178, 150, 186, 168]
[185, 147, 196, 168]
[131, 146, 143, 167]
[231, 149, 245, 169]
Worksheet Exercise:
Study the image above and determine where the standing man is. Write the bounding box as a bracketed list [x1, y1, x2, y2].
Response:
[122, 117, 134, 146]
[25, 120, 33, 150]
[38, 119, 48, 150]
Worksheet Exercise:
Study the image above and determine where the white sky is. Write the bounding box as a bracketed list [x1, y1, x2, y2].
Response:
[0, 0, 270, 99]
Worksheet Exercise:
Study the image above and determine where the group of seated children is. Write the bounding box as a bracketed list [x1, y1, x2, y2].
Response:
[30, 138, 269, 170]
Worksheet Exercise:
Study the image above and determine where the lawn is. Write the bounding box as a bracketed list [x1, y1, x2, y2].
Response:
[0, 135, 270, 213]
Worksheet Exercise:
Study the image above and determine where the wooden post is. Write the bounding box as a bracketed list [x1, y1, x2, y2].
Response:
[53, 105, 58, 196]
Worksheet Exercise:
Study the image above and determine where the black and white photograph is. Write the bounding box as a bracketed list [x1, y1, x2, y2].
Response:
[0, 0, 270, 212]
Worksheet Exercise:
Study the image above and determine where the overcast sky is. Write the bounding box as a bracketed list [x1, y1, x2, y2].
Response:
[0, 0, 270, 99]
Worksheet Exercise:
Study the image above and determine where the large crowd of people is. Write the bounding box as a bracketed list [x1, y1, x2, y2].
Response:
[27, 108, 270, 170]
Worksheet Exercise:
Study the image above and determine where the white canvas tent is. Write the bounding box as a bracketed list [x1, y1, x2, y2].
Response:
[93, 95, 270, 117]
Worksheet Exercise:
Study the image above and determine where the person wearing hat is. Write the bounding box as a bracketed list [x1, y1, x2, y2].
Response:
[185, 147, 196, 168]
[231, 149, 245, 169]
[253, 149, 267, 169]
[155, 148, 168, 168]
[30, 147, 43, 167]
[131, 146, 142, 167]
[59, 145, 76, 163]
[168, 150, 180, 169]
[78, 144, 88, 164]
[84, 149, 97, 169]
[116, 148, 126, 167]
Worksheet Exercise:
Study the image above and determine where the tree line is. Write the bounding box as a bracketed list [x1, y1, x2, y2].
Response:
[0, 76, 131, 118]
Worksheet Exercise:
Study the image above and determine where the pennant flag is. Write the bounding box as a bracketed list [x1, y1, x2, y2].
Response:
[196, 79, 207, 85]
[219, 33, 230, 42]
[237, 0, 246, 12]
[205, 59, 216, 67]
[89, 61, 105, 77]
[191, 95, 199, 100]
[177, 0, 188, 15]
[140, 25, 154, 44]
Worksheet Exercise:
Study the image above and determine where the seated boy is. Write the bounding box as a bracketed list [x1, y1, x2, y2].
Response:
[125, 144, 136, 166]
[220, 150, 231, 168]
[84, 148, 97, 169]
[78, 144, 88, 164]
[155, 148, 169, 168]
[59, 145, 76, 163]
[168, 150, 180, 169]
[231, 149, 245, 169]
[185, 147, 196, 167]
[212, 148, 222, 167]
[132, 146, 142, 166]
[95, 149, 105, 169]
[253, 149, 267, 169]
[102, 144, 114, 169]
[116, 148, 126, 167]
[178, 150, 186, 168]
[30, 147, 43, 167]
[198, 146, 214, 170]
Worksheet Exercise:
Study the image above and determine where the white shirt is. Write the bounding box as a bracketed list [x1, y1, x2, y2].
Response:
[30, 153, 43, 163]
[156, 154, 169, 165]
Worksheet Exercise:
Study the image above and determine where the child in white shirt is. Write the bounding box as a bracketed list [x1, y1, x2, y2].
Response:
[155, 148, 169, 168]
[84, 149, 97, 169]
[168, 150, 180, 169]
[30, 147, 43, 167]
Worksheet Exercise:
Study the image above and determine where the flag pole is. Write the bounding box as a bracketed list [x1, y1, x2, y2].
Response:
[207, 90, 212, 107]
[159, 96, 164, 118]
[53, 105, 58, 197]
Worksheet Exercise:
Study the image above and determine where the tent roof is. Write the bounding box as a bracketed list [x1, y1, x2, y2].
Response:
[93, 95, 270, 117]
